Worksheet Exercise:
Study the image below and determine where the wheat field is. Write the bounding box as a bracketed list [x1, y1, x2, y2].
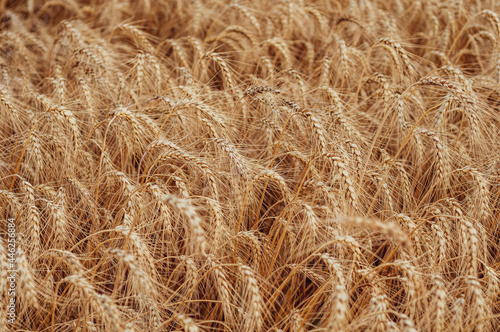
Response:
[0, 0, 499, 331]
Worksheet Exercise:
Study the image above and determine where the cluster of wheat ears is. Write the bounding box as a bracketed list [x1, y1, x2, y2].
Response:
[0, 0, 500, 331]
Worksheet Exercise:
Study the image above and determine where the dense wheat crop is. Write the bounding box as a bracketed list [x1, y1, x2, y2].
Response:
[0, 0, 500, 331]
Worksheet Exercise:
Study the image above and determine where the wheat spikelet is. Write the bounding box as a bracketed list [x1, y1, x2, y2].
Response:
[367, 292, 390, 332]
[254, 169, 292, 203]
[394, 162, 412, 210]
[370, 172, 395, 214]
[460, 218, 479, 276]
[393, 259, 421, 310]
[288, 309, 305, 332]
[161, 194, 207, 254]
[338, 40, 350, 84]
[33, 93, 80, 149]
[317, 56, 332, 88]
[485, 266, 499, 313]
[244, 85, 281, 97]
[22, 130, 44, 182]
[418, 130, 450, 190]
[325, 284, 349, 331]
[51, 64, 67, 102]
[304, 7, 326, 34]
[238, 264, 264, 331]
[63, 275, 124, 331]
[205, 198, 226, 252]
[338, 216, 412, 255]
[434, 93, 455, 127]
[461, 168, 490, 222]
[75, 46, 108, 77]
[160, 38, 191, 69]
[113, 225, 156, 279]
[16, 245, 39, 310]
[132, 50, 145, 95]
[334, 235, 362, 275]
[173, 313, 201, 332]
[0, 190, 21, 219]
[294, 203, 319, 251]
[410, 131, 424, 169]
[345, 140, 363, 178]
[323, 154, 358, 210]
[19, 179, 41, 257]
[399, 313, 418, 332]
[263, 37, 292, 70]
[169, 173, 190, 199]
[113, 22, 155, 53]
[173, 99, 228, 130]
[327, 108, 361, 140]
[415, 76, 475, 112]
[215, 25, 257, 48]
[431, 275, 447, 332]
[450, 296, 465, 332]
[49, 187, 69, 249]
[303, 178, 340, 214]
[378, 38, 416, 76]
[480, 10, 500, 36]
[65, 176, 97, 213]
[379, 43, 403, 79]
[48, 249, 85, 275]
[109, 248, 154, 298]
[257, 56, 275, 78]
[146, 182, 173, 235]
[77, 77, 98, 120]
[204, 52, 235, 90]
[0, 31, 35, 72]
[236, 231, 262, 269]
[229, 3, 261, 32]
[180, 255, 199, 300]
[294, 109, 328, 156]
[212, 138, 248, 178]
[150, 139, 219, 197]
[0, 85, 20, 132]
[288, 264, 326, 286]
[287, 70, 307, 99]
[465, 276, 486, 331]
[206, 255, 234, 325]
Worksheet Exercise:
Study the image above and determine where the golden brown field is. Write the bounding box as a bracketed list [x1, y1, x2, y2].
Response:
[0, 0, 499, 331]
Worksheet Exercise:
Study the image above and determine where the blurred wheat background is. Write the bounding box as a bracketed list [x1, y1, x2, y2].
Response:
[0, 0, 499, 331]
